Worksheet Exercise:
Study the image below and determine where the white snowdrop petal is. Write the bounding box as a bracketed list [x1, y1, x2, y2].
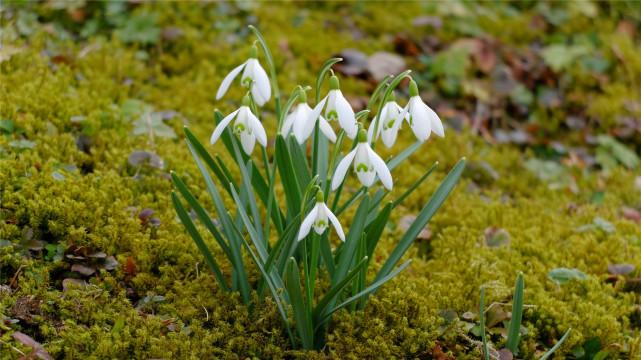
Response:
[323, 204, 345, 242]
[216, 62, 246, 100]
[331, 148, 357, 190]
[368, 146, 393, 190]
[298, 205, 319, 241]
[334, 91, 357, 139]
[318, 116, 337, 143]
[409, 97, 431, 141]
[251, 60, 271, 106]
[247, 110, 267, 147]
[239, 131, 256, 155]
[210, 108, 240, 144]
[426, 105, 444, 137]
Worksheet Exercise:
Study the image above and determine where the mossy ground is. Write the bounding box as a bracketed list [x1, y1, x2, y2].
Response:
[1, 2, 641, 359]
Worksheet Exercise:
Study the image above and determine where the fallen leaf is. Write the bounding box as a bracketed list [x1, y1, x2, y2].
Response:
[622, 207, 641, 223]
[548, 268, 588, 285]
[62, 278, 87, 291]
[497, 349, 513, 360]
[366, 52, 406, 81]
[399, 215, 432, 240]
[484, 227, 510, 248]
[71, 264, 96, 276]
[12, 331, 53, 360]
[334, 49, 368, 76]
[608, 264, 635, 276]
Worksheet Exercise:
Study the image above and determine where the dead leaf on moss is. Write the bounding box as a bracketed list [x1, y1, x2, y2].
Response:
[71, 264, 96, 276]
[12, 331, 53, 360]
[497, 348, 513, 360]
[367, 51, 406, 81]
[399, 215, 432, 240]
[608, 264, 635, 276]
[62, 278, 87, 291]
[484, 227, 510, 248]
[621, 207, 641, 223]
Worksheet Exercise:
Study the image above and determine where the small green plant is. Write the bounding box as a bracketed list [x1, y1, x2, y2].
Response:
[171, 25, 466, 349]
[479, 273, 572, 359]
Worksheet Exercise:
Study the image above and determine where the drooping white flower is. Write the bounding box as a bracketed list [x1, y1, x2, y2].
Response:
[309, 75, 358, 139]
[210, 95, 267, 155]
[216, 45, 271, 106]
[404, 79, 444, 141]
[282, 90, 336, 144]
[298, 192, 344, 241]
[331, 129, 393, 191]
[367, 91, 408, 148]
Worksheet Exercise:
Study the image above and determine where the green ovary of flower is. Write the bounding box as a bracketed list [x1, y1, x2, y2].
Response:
[241, 77, 252, 87]
[384, 119, 395, 130]
[233, 123, 247, 135]
[326, 110, 338, 121]
[356, 163, 370, 172]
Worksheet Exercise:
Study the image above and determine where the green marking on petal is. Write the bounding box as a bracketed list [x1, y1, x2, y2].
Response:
[241, 77, 252, 88]
[356, 163, 369, 172]
[326, 110, 338, 121]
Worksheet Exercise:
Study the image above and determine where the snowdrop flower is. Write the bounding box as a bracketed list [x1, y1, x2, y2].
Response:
[331, 129, 393, 191]
[310, 75, 358, 139]
[216, 45, 271, 106]
[210, 95, 267, 155]
[282, 89, 336, 144]
[405, 79, 444, 141]
[367, 91, 408, 148]
[298, 191, 344, 241]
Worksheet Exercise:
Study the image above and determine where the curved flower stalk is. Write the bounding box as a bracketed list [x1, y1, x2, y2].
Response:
[298, 192, 344, 241]
[283, 89, 337, 144]
[332, 129, 393, 191]
[405, 79, 444, 141]
[210, 95, 267, 155]
[216, 45, 271, 106]
[310, 75, 358, 139]
[367, 91, 408, 148]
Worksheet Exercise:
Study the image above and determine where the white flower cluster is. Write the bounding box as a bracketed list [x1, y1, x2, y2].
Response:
[211, 46, 445, 242]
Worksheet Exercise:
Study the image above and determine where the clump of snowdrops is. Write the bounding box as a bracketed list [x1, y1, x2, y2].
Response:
[171, 26, 466, 350]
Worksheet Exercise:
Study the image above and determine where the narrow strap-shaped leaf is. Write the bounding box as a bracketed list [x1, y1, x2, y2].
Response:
[506, 272, 524, 354]
[285, 257, 314, 349]
[288, 135, 311, 187]
[230, 185, 268, 262]
[364, 202, 392, 259]
[184, 127, 237, 195]
[391, 162, 438, 209]
[184, 126, 284, 229]
[375, 158, 466, 281]
[316, 260, 411, 330]
[335, 187, 365, 217]
[264, 213, 301, 274]
[275, 135, 302, 217]
[480, 287, 489, 360]
[387, 141, 422, 171]
[312, 256, 368, 323]
[233, 219, 295, 345]
[333, 195, 370, 284]
[171, 192, 229, 291]
[171, 172, 232, 260]
[539, 329, 571, 360]
[318, 233, 335, 278]
[187, 142, 251, 303]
